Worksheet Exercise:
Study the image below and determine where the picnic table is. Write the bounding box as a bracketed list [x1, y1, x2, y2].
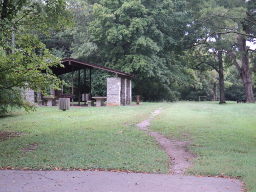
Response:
[59, 94, 75, 98]
[43, 96, 55, 106]
[92, 97, 107, 107]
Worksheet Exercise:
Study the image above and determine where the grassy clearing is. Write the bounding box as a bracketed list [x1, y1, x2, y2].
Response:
[0, 103, 169, 173]
[1, 101, 256, 191]
[150, 101, 256, 192]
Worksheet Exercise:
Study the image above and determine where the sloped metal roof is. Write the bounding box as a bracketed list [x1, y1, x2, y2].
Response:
[50, 58, 136, 78]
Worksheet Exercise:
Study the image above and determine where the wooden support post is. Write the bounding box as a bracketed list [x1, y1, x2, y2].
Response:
[72, 66, 74, 106]
[136, 95, 140, 105]
[84, 68, 87, 104]
[89, 68, 92, 94]
[84, 68, 87, 94]
[78, 69, 81, 106]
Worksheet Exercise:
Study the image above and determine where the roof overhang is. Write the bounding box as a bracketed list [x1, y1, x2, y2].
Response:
[50, 58, 136, 78]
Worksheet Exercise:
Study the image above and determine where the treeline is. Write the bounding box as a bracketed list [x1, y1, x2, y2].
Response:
[40, 0, 256, 103]
[1, 0, 256, 114]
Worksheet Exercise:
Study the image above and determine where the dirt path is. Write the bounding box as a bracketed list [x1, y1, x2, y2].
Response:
[134, 108, 245, 191]
[0, 108, 245, 192]
[136, 108, 195, 174]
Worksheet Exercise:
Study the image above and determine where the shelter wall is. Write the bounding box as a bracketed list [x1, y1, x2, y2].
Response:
[25, 88, 34, 104]
[107, 78, 121, 106]
[107, 77, 132, 106]
[121, 78, 132, 105]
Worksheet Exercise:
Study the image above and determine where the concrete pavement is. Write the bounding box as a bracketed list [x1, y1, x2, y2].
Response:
[0, 170, 244, 192]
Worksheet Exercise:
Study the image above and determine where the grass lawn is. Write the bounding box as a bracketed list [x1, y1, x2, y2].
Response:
[150, 101, 256, 192]
[0, 103, 169, 173]
[1, 101, 256, 191]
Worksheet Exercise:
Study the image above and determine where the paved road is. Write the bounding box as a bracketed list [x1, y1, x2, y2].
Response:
[0, 170, 244, 192]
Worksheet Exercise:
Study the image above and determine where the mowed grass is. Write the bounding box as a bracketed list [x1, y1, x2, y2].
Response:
[0, 103, 169, 173]
[1, 102, 256, 191]
[150, 101, 256, 192]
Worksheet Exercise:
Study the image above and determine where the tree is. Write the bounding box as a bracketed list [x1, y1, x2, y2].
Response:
[225, 66, 246, 101]
[69, 0, 96, 59]
[184, 43, 229, 103]
[87, 0, 192, 101]
[187, 0, 256, 103]
[0, 0, 71, 115]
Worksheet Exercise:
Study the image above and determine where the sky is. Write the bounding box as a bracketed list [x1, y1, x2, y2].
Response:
[247, 40, 256, 50]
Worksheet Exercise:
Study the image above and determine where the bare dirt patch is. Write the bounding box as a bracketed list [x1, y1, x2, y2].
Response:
[136, 108, 196, 175]
[0, 131, 22, 142]
[20, 142, 39, 152]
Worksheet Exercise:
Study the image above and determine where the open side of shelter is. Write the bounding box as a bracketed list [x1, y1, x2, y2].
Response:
[35, 58, 136, 107]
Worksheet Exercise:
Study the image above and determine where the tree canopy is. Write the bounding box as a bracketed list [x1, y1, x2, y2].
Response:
[0, 0, 71, 115]
[187, 0, 256, 102]
[1, 0, 256, 112]
[86, 0, 192, 100]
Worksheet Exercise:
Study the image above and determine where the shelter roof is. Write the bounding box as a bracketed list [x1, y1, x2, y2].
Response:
[50, 58, 136, 78]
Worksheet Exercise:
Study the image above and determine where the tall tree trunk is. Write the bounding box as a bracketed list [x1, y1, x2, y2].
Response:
[213, 82, 217, 101]
[227, 36, 255, 103]
[218, 50, 226, 104]
[238, 36, 255, 103]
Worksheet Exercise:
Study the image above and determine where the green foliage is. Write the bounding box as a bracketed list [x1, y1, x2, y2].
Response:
[178, 70, 216, 101]
[87, 0, 192, 101]
[185, 0, 256, 102]
[89, 0, 186, 72]
[0, 0, 71, 115]
[32, 0, 256, 102]
[69, 1, 96, 59]
[39, 31, 73, 58]
[182, 47, 218, 101]
[133, 77, 179, 102]
[91, 70, 111, 96]
[44, 0, 194, 102]
[0, 88, 33, 117]
[0, 34, 63, 115]
[225, 67, 246, 101]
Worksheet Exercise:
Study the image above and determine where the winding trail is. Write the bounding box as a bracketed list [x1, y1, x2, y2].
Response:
[0, 108, 245, 192]
[136, 108, 195, 174]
